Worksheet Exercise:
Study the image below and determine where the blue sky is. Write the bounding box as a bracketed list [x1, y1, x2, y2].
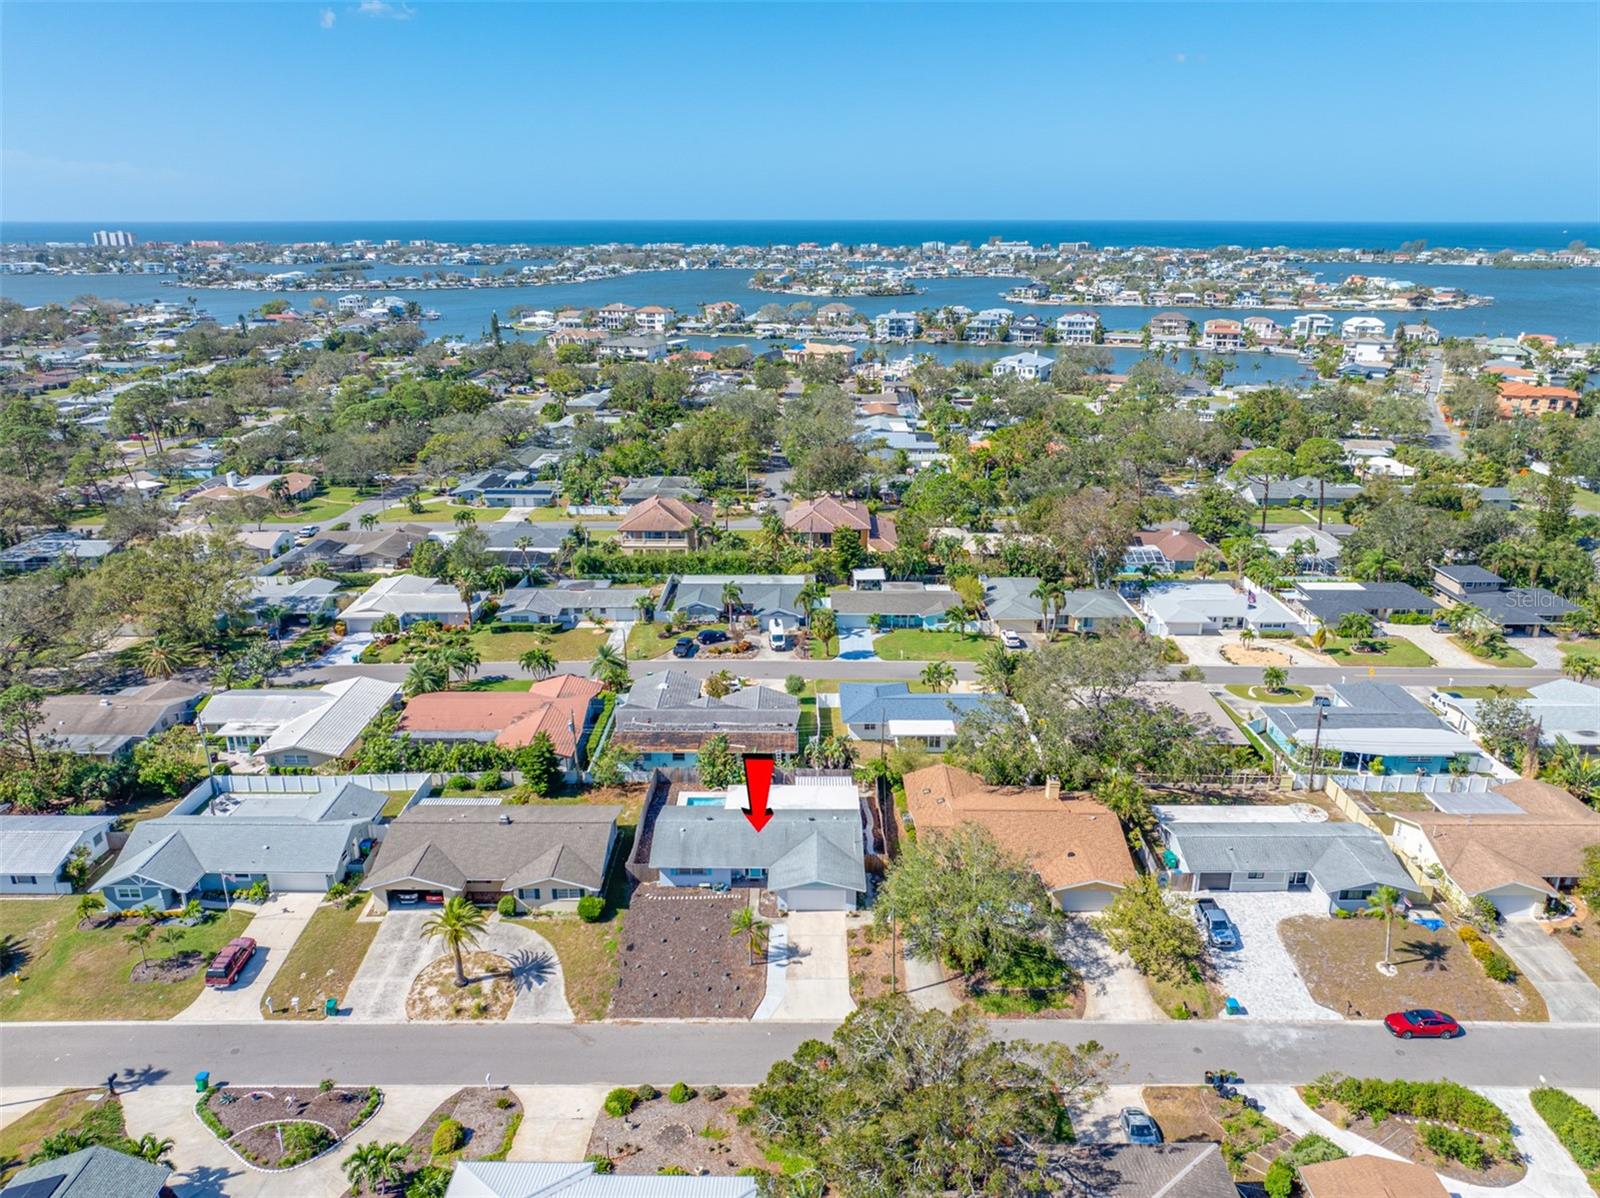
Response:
[2, 1, 1596, 221]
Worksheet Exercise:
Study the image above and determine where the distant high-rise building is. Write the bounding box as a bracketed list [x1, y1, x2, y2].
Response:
[92, 229, 137, 247]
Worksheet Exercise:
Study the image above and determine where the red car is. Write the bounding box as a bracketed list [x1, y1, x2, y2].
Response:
[1384, 1008, 1461, 1039]
[204, 936, 258, 988]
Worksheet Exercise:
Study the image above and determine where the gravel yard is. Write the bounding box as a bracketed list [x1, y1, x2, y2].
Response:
[610, 889, 765, 1019]
[1202, 891, 1342, 1021]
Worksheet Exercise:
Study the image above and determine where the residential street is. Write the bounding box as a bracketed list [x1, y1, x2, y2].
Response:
[1421, 347, 1466, 460]
[5, 1019, 1596, 1090]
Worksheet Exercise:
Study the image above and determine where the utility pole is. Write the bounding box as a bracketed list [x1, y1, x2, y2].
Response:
[1309, 704, 1327, 792]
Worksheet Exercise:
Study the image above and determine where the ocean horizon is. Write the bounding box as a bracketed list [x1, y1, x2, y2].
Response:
[4, 218, 1597, 253]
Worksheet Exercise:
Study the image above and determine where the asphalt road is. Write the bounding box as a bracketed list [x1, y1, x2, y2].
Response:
[4, 1020, 1595, 1090]
[1421, 348, 1465, 459]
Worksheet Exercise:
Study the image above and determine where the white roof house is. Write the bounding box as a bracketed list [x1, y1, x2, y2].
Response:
[1434, 679, 1600, 751]
[991, 351, 1054, 381]
[1139, 582, 1306, 637]
[446, 1161, 758, 1197]
[342, 573, 487, 632]
[0, 815, 115, 894]
[198, 677, 399, 766]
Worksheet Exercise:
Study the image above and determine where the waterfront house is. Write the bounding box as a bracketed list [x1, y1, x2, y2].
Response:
[36, 680, 204, 759]
[1291, 312, 1334, 340]
[827, 584, 959, 631]
[1055, 310, 1101, 344]
[342, 574, 488, 632]
[633, 305, 673, 333]
[599, 333, 671, 362]
[873, 310, 920, 339]
[616, 495, 714, 554]
[610, 671, 799, 771]
[362, 803, 619, 914]
[1006, 313, 1047, 344]
[1148, 312, 1193, 345]
[596, 302, 635, 330]
[837, 682, 994, 750]
[498, 579, 652, 627]
[1430, 565, 1576, 635]
[904, 765, 1136, 911]
[1340, 315, 1386, 341]
[99, 775, 390, 910]
[198, 676, 399, 767]
[0, 814, 115, 894]
[991, 350, 1054, 381]
[1243, 315, 1282, 343]
[1199, 319, 1244, 351]
[783, 495, 898, 551]
[780, 341, 857, 368]
[963, 308, 1012, 341]
[1157, 807, 1420, 912]
[1255, 682, 1481, 775]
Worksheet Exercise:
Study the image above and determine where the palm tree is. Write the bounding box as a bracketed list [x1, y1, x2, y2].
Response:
[703, 669, 735, 699]
[1262, 665, 1289, 693]
[421, 896, 488, 988]
[126, 1133, 175, 1166]
[519, 646, 556, 678]
[124, 923, 154, 968]
[438, 643, 481, 687]
[359, 512, 379, 531]
[455, 572, 482, 629]
[1238, 627, 1257, 648]
[452, 508, 477, 528]
[1562, 655, 1598, 683]
[1030, 580, 1065, 634]
[590, 643, 625, 680]
[134, 638, 195, 680]
[633, 593, 655, 625]
[920, 660, 955, 693]
[403, 656, 449, 698]
[1367, 884, 1402, 971]
[76, 893, 105, 925]
[976, 645, 1020, 697]
[729, 905, 770, 966]
[720, 581, 744, 629]
[514, 535, 535, 581]
[343, 1141, 410, 1196]
[259, 604, 288, 641]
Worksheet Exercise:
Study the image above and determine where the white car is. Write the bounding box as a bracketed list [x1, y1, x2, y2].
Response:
[1000, 630, 1026, 649]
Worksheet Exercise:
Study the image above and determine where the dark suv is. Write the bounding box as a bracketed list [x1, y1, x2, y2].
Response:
[671, 637, 697, 658]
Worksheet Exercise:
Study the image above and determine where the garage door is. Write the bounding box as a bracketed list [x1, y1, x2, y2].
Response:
[1197, 873, 1233, 892]
[386, 889, 444, 908]
[1491, 891, 1544, 921]
[1056, 884, 1115, 912]
[781, 886, 849, 911]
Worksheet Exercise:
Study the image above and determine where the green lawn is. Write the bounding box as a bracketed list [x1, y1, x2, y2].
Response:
[1259, 507, 1323, 525]
[809, 632, 839, 659]
[1299, 634, 1435, 668]
[261, 901, 380, 1020]
[368, 625, 610, 663]
[1558, 641, 1600, 665]
[626, 621, 730, 661]
[1446, 635, 1535, 668]
[1571, 488, 1600, 514]
[0, 1090, 125, 1183]
[461, 676, 536, 692]
[873, 628, 996, 662]
[0, 898, 255, 1021]
[288, 484, 367, 524]
[1438, 685, 1532, 700]
[1224, 683, 1314, 705]
[378, 498, 489, 523]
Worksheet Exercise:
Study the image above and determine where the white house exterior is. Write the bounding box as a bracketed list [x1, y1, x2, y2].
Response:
[873, 310, 920, 339]
[1291, 312, 1334, 340]
[991, 351, 1054, 381]
[1139, 582, 1306, 637]
[341, 574, 487, 632]
[1055, 310, 1100, 344]
[198, 677, 399, 767]
[0, 815, 115, 894]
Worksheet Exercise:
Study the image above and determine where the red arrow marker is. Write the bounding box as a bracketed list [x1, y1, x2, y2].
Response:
[741, 753, 774, 832]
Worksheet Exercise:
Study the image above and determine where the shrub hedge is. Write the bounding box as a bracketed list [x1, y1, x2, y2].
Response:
[1305, 1074, 1511, 1137]
[1531, 1087, 1600, 1171]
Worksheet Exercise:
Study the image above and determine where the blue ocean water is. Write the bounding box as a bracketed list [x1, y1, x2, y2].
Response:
[4, 219, 1598, 252]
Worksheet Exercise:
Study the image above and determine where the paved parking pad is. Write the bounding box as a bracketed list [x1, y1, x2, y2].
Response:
[1202, 890, 1342, 1021]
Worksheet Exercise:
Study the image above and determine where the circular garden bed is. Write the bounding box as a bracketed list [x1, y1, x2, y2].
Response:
[198, 1083, 383, 1170]
[406, 951, 517, 1021]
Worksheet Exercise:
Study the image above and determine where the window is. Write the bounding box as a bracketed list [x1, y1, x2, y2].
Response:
[522, 888, 541, 900]
[113, 886, 144, 902]
[8, 875, 37, 885]
[91, 832, 105, 846]
[279, 753, 310, 766]
[1246, 871, 1265, 880]
[671, 869, 710, 879]
[552, 887, 583, 900]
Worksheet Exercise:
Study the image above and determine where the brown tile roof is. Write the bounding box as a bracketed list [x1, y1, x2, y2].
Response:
[362, 803, 621, 893]
[1299, 1156, 1449, 1198]
[902, 764, 1136, 894]
[395, 673, 603, 756]
[616, 495, 713, 534]
[1133, 528, 1214, 562]
[785, 496, 898, 551]
[1405, 778, 1600, 898]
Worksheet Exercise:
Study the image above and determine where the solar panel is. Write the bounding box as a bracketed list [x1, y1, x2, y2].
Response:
[2, 1175, 67, 1198]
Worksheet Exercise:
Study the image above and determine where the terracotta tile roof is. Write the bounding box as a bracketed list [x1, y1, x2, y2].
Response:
[396, 673, 603, 756]
[902, 764, 1136, 894]
[1133, 528, 1214, 561]
[1299, 1156, 1449, 1198]
[616, 495, 713, 534]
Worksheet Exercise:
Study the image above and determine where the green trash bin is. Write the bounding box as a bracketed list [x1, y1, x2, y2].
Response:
[195, 1071, 209, 1093]
[324, 997, 338, 1017]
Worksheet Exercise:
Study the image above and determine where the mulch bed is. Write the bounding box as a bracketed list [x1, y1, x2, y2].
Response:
[588, 1087, 770, 1176]
[1306, 1099, 1526, 1186]
[399, 1086, 523, 1168]
[846, 922, 905, 1004]
[611, 889, 766, 1019]
[205, 1085, 379, 1169]
[405, 951, 516, 1021]
[130, 952, 204, 983]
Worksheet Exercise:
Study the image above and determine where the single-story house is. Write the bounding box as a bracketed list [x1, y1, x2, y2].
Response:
[981, 576, 1046, 632]
[1255, 682, 1482, 775]
[1125, 528, 1214, 573]
[618, 475, 701, 505]
[1263, 526, 1342, 573]
[498, 579, 651, 627]
[396, 673, 605, 778]
[0, 814, 115, 894]
[1158, 808, 1420, 911]
[670, 575, 808, 627]
[197, 470, 317, 503]
[1053, 1144, 1237, 1198]
[99, 775, 388, 910]
[35, 680, 205, 759]
[1139, 582, 1306, 638]
[291, 524, 433, 571]
[362, 803, 620, 913]
[236, 527, 294, 560]
[445, 1161, 757, 1198]
[784, 496, 898, 552]
[1387, 777, 1600, 919]
[480, 519, 569, 567]
[648, 804, 866, 911]
[0, 530, 116, 573]
[341, 574, 488, 633]
[198, 676, 400, 767]
[610, 671, 799, 771]
[827, 584, 960, 631]
[1298, 1155, 1449, 1198]
[449, 469, 559, 508]
[242, 576, 340, 622]
[1435, 679, 1600, 752]
[837, 682, 995, 750]
[1230, 475, 1363, 508]
[1289, 580, 1436, 625]
[1055, 588, 1141, 634]
[904, 765, 1136, 911]
[1, 1144, 173, 1198]
[1135, 681, 1247, 745]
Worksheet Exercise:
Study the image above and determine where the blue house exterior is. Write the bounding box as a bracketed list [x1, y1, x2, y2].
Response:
[1254, 682, 1481, 776]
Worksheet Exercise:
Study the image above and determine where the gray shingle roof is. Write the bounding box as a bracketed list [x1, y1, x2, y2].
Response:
[0, 815, 113, 876]
[837, 683, 994, 728]
[647, 808, 865, 893]
[828, 588, 959, 618]
[1, 1144, 170, 1198]
[1292, 582, 1436, 621]
[1165, 821, 1417, 896]
[362, 805, 621, 893]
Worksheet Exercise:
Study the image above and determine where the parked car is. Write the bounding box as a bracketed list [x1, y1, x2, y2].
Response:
[204, 937, 258, 988]
[1195, 897, 1240, 950]
[296, 524, 319, 539]
[1384, 1009, 1462, 1039]
[696, 629, 729, 645]
[1120, 1108, 1163, 1145]
[1000, 630, 1026, 649]
[672, 637, 697, 658]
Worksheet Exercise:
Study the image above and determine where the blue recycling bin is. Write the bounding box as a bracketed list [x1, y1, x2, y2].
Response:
[195, 1070, 210, 1093]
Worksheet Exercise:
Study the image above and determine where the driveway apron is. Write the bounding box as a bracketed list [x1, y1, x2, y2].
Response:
[175, 892, 323, 1023]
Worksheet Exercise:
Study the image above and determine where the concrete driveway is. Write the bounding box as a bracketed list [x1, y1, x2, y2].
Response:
[1057, 917, 1163, 1021]
[174, 892, 323, 1022]
[1495, 920, 1600, 1023]
[344, 911, 572, 1023]
[836, 629, 878, 660]
[755, 911, 854, 1020]
[1203, 890, 1342, 1021]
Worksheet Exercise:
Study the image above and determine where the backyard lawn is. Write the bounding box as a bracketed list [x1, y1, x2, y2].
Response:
[1224, 683, 1314, 705]
[261, 900, 380, 1019]
[1279, 914, 1547, 1022]
[0, 898, 255, 1021]
[873, 628, 996, 661]
[1300, 634, 1435, 668]
[1448, 635, 1535, 668]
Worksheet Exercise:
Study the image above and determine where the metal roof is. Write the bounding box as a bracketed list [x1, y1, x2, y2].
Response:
[0, 815, 113, 875]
